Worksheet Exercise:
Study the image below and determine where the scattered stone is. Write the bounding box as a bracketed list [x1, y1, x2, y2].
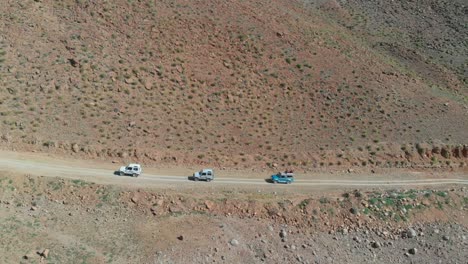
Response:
[204, 200, 214, 210]
[41, 249, 50, 258]
[68, 58, 79, 67]
[144, 79, 153, 90]
[230, 239, 239, 246]
[71, 143, 79, 153]
[177, 235, 184, 241]
[30, 206, 37, 211]
[124, 78, 136, 84]
[371, 241, 381, 249]
[168, 206, 181, 213]
[350, 208, 358, 215]
[442, 235, 450, 241]
[408, 248, 417, 255]
[421, 200, 431, 206]
[23, 251, 35, 260]
[405, 228, 417, 238]
[280, 229, 287, 239]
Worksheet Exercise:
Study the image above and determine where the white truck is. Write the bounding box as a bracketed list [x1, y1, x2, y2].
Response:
[192, 169, 214, 182]
[118, 164, 142, 177]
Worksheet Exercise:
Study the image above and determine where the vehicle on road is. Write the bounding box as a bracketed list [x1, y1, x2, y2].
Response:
[271, 171, 294, 184]
[118, 164, 142, 177]
[193, 169, 214, 182]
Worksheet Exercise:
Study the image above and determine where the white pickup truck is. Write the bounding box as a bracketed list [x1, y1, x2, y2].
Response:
[193, 169, 214, 182]
[118, 164, 142, 177]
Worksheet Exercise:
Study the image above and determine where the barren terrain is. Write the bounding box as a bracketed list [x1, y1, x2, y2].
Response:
[0, 0, 467, 169]
[1, 0, 467, 263]
[0, 151, 466, 263]
[0, 166, 467, 263]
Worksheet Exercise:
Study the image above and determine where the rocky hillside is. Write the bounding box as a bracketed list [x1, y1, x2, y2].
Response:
[311, 0, 468, 88]
[0, 0, 467, 168]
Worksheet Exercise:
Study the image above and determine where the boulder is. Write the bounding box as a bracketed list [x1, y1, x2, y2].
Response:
[280, 229, 287, 239]
[71, 143, 79, 153]
[230, 239, 239, 246]
[371, 241, 381, 248]
[204, 200, 214, 210]
[405, 228, 417, 238]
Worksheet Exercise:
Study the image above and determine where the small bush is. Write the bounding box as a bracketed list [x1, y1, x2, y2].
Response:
[319, 197, 329, 204]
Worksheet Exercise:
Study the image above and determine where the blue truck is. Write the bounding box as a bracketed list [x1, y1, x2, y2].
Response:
[271, 171, 294, 184]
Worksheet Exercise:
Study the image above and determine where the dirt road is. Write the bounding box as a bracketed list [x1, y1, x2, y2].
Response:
[0, 150, 467, 189]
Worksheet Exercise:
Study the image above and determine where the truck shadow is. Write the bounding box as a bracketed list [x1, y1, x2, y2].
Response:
[264, 178, 274, 183]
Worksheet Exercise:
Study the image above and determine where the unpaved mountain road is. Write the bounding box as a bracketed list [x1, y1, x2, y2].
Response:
[0, 150, 467, 190]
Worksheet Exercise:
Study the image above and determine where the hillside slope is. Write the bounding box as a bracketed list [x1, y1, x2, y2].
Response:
[306, 0, 468, 88]
[0, 0, 467, 169]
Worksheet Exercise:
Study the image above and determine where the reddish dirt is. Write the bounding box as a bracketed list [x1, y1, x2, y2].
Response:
[1, 1, 467, 263]
[0, 0, 466, 170]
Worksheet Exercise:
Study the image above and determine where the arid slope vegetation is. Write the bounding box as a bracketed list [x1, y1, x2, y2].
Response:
[0, 0, 467, 168]
[308, 0, 468, 88]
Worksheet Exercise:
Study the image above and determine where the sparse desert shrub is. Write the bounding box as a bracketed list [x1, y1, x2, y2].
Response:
[319, 197, 329, 204]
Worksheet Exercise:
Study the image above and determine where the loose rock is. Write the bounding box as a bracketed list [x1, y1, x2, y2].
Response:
[230, 239, 239, 246]
[42, 249, 50, 258]
[280, 229, 287, 239]
[405, 228, 417, 238]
